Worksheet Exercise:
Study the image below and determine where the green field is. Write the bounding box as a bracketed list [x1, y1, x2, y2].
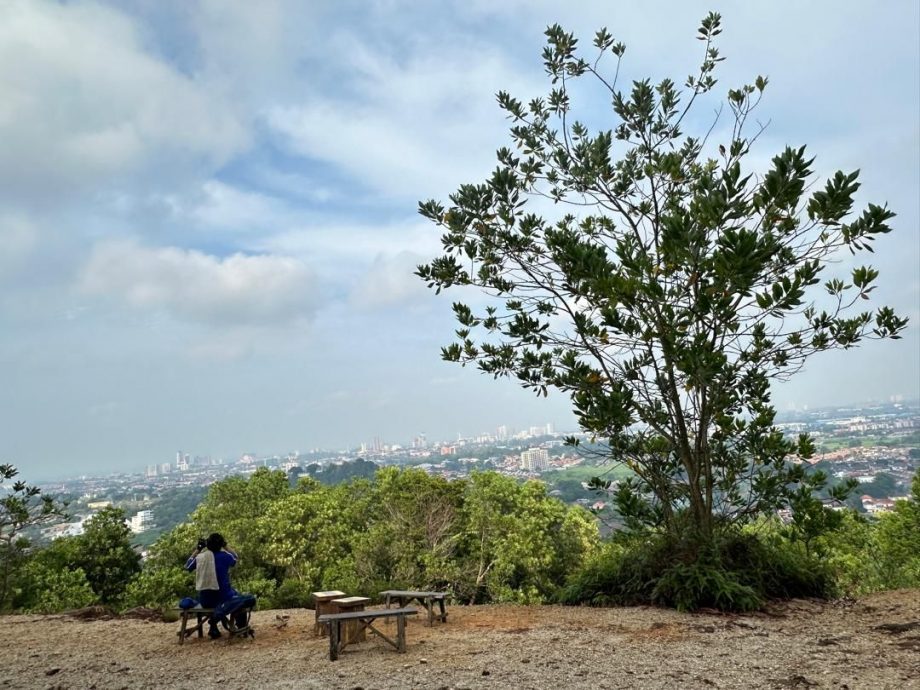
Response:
[818, 431, 920, 453]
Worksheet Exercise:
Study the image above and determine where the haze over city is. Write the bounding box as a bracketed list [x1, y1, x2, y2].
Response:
[1, 0, 918, 479]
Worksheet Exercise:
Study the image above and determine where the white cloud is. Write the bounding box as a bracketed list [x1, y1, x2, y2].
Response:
[258, 219, 440, 264]
[80, 242, 317, 327]
[0, 1, 248, 205]
[350, 251, 431, 309]
[264, 41, 541, 200]
[189, 181, 293, 232]
[0, 214, 38, 280]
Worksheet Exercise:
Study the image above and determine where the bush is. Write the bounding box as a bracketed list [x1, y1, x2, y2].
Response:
[651, 560, 761, 612]
[560, 529, 833, 612]
[234, 576, 276, 609]
[271, 578, 314, 609]
[121, 566, 192, 611]
[16, 562, 96, 614]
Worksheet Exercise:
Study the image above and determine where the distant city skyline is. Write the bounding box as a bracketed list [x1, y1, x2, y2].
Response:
[2, 1, 918, 479]
[29, 397, 919, 482]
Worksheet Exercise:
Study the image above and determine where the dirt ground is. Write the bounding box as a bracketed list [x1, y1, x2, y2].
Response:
[0, 589, 918, 689]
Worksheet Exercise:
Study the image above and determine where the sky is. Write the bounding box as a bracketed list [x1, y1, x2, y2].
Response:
[1, 1, 918, 479]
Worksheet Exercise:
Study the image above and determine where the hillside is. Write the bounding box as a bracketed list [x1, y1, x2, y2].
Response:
[1, 590, 918, 689]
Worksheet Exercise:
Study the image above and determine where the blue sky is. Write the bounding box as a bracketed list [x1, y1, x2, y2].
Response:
[1, 1, 918, 478]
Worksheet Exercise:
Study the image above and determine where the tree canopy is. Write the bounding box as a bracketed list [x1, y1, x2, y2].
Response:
[417, 13, 908, 551]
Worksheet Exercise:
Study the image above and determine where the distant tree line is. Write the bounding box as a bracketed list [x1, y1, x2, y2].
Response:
[0, 461, 918, 615]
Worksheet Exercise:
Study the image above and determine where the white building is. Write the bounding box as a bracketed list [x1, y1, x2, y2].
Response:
[520, 448, 549, 471]
[129, 510, 155, 534]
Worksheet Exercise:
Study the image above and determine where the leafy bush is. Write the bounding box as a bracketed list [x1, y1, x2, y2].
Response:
[234, 575, 275, 609]
[121, 566, 191, 611]
[561, 528, 832, 611]
[15, 562, 95, 613]
[815, 477, 920, 595]
[651, 560, 762, 612]
[271, 578, 314, 609]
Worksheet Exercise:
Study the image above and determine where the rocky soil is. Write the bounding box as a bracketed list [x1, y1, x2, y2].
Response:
[0, 589, 918, 689]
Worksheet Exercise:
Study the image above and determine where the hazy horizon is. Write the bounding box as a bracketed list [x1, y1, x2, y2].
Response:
[2, 1, 918, 479]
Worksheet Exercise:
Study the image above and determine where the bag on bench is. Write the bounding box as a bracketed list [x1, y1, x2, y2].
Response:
[213, 594, 257, 635]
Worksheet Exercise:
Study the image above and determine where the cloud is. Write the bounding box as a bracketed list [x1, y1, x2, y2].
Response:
[0, 1, 247, 206]
[264, 40, 541, 200]
[79, 242, 317, 327]
[350, 251, 431, 309]
[0, 214, 38, 280]
[188, 181, 294, 232]
[258, 219, 439, 264]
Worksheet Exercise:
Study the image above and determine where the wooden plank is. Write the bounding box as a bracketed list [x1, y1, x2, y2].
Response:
[331, 596, 370, 606]
[312, 590, 346, 599]
[319, 607, 417, 622]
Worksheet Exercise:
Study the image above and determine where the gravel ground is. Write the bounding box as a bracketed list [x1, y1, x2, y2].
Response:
[0, 589, 918, 689]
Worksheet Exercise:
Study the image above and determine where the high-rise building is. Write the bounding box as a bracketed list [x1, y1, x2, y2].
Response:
[497, 425, 508, 441]
[158, 462, 172, 474]
[520, 448, 549, 471]
[129, 510, 155, 534]
[545, 422, 554, 435]
[145, 465, 158, 478]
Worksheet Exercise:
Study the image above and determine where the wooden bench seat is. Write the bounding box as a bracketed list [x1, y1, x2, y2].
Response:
[175, 606, 255, 644]
[318, 607, 418, 660]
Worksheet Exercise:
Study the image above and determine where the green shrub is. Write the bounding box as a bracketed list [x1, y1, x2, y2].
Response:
[271, 578, 314, 609]
[721, 530, 833, 600]
[234, 576, 276, 609]
[16, 562, 96, 613]
[121, 566, 192, 611]
[651, 559, 761, 612]
[560, 528, 833, 611]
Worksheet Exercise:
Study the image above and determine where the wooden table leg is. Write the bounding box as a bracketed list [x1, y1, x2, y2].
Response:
[438, 597, 447, 622]
[329, 622, 339, 661]
[178, 613, 187, 644]
[397, 614, 406, 652]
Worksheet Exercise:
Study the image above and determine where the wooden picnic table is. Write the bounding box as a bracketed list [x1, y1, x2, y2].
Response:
[379, 590, 447, 626]
[318, 607, 418, 661]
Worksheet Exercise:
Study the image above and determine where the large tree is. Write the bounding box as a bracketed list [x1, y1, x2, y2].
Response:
[417, 14, 908, 550]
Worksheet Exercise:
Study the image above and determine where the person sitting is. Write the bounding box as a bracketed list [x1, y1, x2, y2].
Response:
[185, 532, 241, 638]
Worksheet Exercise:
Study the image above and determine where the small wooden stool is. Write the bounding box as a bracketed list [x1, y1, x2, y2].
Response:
[331, 596, 371, 644]
[312, 591, 346, 636]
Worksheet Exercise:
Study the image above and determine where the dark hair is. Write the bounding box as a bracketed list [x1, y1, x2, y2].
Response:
[206, 532, 227, 552]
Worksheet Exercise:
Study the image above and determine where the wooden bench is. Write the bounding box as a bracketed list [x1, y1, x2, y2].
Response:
[175, 606, 255, 644]
[380, 590, 448, 626]
[318, 607, 418, 661]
